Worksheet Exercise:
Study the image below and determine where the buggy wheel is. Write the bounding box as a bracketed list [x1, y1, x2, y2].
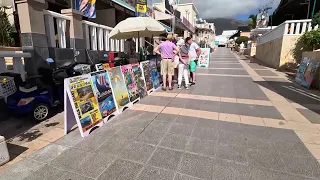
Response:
[33, 103, 49, 121]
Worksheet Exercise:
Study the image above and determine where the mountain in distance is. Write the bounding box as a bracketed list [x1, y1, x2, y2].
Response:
[206, 18, 248, 35]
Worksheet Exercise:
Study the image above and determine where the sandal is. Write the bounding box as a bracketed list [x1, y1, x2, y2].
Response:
[162, 87, 167, 91]
[168, 87, 173, 90]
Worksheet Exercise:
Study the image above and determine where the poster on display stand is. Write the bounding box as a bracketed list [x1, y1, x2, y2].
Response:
[132, 63, 148, 98]
[91, 71, 118, 122]
[140, 61, 153, 94]
[156, 58, 162, 84]
[95, 63, 111, 72]
[108, 66, 131, 113]
[295, 57, 320, 89]
[64, 75, 103, 137]
[149, 59, 160, 89]
[198, 48, 210, 67]
[121, 64, 140, 103]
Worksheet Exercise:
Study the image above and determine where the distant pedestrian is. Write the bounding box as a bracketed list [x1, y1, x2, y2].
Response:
[239, 42, 245, 55]
[185, 37, 201, 86]
[177, 39, 190, 89]
[154, 34, 179, 91]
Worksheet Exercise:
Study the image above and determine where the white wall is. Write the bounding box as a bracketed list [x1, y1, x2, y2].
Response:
[176, 4, 196, 26]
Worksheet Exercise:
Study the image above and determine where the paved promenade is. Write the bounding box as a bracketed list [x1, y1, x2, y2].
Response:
[1, 48, 320, 180]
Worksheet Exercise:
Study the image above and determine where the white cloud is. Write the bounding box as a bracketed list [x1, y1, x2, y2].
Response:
[192, 0, 281, 19]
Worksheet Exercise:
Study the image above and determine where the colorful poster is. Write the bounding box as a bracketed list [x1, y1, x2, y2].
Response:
[140, 61, 153, 91]
[121, 64, 139, 102]
[198, 48, 210, 67]
[95, 64, 104, 71]
[156, 58, 162, 84]
[91, 71, 117, 118]
[66, 75, 103, 136]
[132, 63, 148, 98]
[295, 57, 320, 89]
[75, 0, 96, 18]
[103, 63, 110, 70]
[149, 59, 160, 89]
[108, 67, 130, 110]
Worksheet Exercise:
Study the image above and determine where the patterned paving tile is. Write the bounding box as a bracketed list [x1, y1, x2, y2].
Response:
[148, 147, 183, 171]
[178, 153, 214, 179]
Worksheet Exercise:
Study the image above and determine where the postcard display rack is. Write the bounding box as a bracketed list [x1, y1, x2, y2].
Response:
[198, 48, 211, 68]
[64, 60, 160, 137]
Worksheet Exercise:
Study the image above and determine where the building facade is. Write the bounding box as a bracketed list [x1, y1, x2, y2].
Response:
[270, 0, 319, 26]
[153, 0, 196, 38]
[12, 0, 138, 76]
[194, 22, 215, 47]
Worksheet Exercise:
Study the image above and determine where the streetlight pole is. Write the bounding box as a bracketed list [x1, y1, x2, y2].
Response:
[307, 0, 311, 19]
[311, 0, 317, 18]
[301, 0, 311, 19]
[169, 0, 176, 34]
[172, 11, 176, 34]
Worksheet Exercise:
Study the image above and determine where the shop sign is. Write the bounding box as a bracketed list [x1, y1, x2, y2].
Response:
[136, 0, 147, 16]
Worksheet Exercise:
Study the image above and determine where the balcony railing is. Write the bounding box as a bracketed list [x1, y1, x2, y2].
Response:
[83, 21, 124, 52]
[43, 10, 125, 52]
[257, 19, 319, 45]
[44, 10, 71, 48]
[0, 52, 31, 81]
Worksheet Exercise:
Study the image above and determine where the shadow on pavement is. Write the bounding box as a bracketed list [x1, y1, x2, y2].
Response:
[256, 80, 320, 124]
[0, 98, 64, 141]
[6, 143, 28, 160]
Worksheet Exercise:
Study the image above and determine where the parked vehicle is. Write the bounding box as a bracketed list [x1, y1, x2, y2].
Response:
[5, 59, 70, 121]
[5, 52, 84, 121]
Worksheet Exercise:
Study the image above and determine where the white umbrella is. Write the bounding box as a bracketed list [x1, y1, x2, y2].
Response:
[109, 17, 166, 40]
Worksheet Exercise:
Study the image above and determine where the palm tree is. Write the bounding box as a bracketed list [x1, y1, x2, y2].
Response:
[248, 14, 257, 30]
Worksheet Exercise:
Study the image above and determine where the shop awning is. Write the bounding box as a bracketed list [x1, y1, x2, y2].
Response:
[158, 21, 172, 33]
[111, 0, 135, 12]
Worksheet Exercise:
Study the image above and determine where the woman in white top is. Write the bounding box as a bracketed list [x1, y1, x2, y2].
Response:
[176, 39, 190, 89]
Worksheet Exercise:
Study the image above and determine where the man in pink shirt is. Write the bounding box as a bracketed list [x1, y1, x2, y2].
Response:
[154, 34, 179, 91]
